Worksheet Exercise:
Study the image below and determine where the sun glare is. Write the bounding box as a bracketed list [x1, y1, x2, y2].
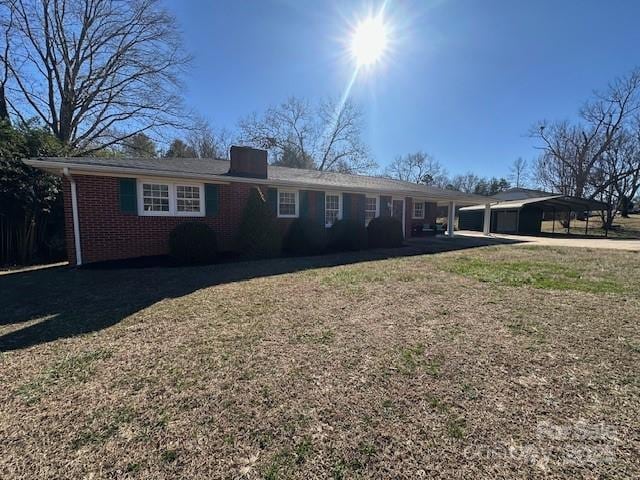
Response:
[350, 15, 389, 67]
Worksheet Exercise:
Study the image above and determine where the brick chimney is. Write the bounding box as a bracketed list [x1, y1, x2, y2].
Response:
[229, 146, 268, 179]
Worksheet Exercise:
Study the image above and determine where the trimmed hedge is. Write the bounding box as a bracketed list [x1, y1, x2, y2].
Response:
[328, 219, 368, 251]
[283, 218, 327, 255]
[169, 222, 217, 265]
[367, 216, 403, 248]
[236, 188, 282, 258]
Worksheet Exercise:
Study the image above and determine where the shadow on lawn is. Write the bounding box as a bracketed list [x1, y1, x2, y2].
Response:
[0, 235, 520, 352]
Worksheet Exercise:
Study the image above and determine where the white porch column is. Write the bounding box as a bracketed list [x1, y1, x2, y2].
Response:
[447, 201, 455, 238]
[483, 203, 491, 235]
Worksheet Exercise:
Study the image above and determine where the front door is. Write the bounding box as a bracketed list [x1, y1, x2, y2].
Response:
[392, 199, 405, 237]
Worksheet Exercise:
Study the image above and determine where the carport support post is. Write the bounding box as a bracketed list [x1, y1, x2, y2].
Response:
[483, 203, 491, 235]
[567, 209, 571, 234]
[447, 201, 455, 238]
[585, 210, 590, 236]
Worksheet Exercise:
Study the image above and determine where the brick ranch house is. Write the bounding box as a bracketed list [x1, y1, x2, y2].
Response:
[25, 146, 492, 266]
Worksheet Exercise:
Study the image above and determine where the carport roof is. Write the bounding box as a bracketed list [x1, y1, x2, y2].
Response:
[459, 195, 608, 212]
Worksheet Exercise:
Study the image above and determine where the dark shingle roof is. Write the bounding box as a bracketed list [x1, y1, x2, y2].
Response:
[460, 195, 608, 211]
[25, 156, 489, 204]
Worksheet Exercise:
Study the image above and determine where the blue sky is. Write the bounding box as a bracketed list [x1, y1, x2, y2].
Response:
[164, 0, 640, 178]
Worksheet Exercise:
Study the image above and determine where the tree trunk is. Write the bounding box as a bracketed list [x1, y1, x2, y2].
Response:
[620, 195, 630, 218]
[0, 85, 9, 123]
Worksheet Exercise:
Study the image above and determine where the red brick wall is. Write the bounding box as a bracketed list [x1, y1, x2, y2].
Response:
[405, 197, 413, 238]
[62, 174, 443, 264]
[63, 175, 265, 265]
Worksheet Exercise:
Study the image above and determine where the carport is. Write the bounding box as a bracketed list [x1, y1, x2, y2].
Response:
[459, 195, 609, 236]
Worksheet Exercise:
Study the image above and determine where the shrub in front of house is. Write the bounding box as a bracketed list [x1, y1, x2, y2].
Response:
[283, 218, 327, 255]
[367, 216, 403, 248]
[236, 188, 282, 258]
[169, 222, 218, 265]
[328, 219, 368, 251]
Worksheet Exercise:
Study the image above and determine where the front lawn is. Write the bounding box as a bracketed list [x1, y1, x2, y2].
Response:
[1, 245, 639, 478]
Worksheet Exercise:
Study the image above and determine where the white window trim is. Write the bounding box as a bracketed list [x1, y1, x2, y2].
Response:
[324, 191, 343, 227]
[412, 200, 425, 219]
[277, 189, 299, 218]
[365, 196, 379, 224]
[137, 179, 205, 217]
[174, 184, 205, 217]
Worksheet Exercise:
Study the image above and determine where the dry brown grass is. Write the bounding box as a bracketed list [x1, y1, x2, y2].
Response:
[1, 245, 639, 479]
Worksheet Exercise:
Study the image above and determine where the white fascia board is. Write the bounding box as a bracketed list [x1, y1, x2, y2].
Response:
[23, 158, 489, 204]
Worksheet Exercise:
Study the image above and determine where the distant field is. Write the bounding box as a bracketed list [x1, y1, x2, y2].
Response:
[1, 245, 639, 478]
[541, 213, 640, 239]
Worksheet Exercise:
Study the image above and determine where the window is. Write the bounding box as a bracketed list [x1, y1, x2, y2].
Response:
[176, 185, 201, 213]
[413, 201, 424, 219]
[365, 196, 378, 225]
[139, 181, 204, 216]
[278, 190, 298, 217]
[142, 183, 170, 213]
[325, 193, 341, 227]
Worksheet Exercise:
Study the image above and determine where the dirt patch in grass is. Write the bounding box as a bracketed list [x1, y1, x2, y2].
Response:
[0, 245, 639, 478]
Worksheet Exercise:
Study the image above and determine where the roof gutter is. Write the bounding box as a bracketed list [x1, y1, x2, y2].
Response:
[24, 158, 490, 204]
[62, 167, 82, 266]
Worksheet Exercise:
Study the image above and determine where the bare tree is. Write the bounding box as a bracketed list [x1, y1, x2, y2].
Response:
[447, 172, 482, 193]
[187, 118, 234, 159]
[509, 157, 528, 188]
[532, 68, 640, 199]
[238, 96, 375, 173]
[0, 1, 13, 122]
[2, 0, 190, 153]
[615, 123, 640, 216]
[384, 151, 448, 186]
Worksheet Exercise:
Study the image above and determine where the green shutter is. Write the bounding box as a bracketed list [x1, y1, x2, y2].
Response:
[342, 193, 351, 220]
[356, 194, 366, 225]
[316, 191, 325, 227]
[299, 190, 309, 218]
[267, 188, 278, 215]
[119, 178, 137, 214]
[380, 195, 391, 216]
[205, 184, 219, 217]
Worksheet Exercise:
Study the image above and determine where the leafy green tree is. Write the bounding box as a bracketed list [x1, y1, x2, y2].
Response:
[164, 139, 197, 158]
[0, 120, 65, 265]
[272, 144, 315, 169]
[122, 133, 158, 157]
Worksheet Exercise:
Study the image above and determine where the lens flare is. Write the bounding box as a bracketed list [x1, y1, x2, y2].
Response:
[350, 15, 389, 67]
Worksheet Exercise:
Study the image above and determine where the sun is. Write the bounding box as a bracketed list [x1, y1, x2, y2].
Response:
[350, 15, 389, 67]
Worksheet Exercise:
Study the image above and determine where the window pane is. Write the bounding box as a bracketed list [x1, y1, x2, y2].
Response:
[279, 191, 297, 216]
[365, 197, 377, 225]
[176, 185, 201, 212]
[142, 183, 170, 212]
[414, 202, 424, 217]
[325, 194, 340, 226]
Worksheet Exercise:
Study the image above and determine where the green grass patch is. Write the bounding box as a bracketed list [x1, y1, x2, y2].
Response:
[446, 417, 466, 439]
[397, 344, 443, 376]
[71, 406, 136, 450]
[445, 256, 624, 294]
[16, 349, 113, 404]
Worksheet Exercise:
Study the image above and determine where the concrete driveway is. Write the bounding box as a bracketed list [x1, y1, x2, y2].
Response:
[457, 230, 640, 251]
